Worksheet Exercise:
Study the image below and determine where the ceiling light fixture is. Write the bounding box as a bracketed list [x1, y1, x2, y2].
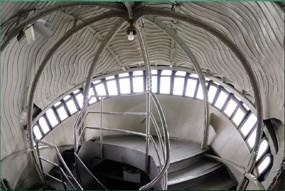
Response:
[127, 21, 136, 41]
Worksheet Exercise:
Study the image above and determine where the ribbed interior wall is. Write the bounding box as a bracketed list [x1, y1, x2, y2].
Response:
[0, 1, 283, 184]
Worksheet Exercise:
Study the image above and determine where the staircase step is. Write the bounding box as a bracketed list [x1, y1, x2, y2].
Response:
[168, 158, 223, 189]
[189, 166, 237, 190]
[168, 149, 206, 173]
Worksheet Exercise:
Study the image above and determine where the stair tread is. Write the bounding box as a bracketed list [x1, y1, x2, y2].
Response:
[95, 135, 205, 166]
[168, 158, 222, 185]
[190, 169, 236, 190]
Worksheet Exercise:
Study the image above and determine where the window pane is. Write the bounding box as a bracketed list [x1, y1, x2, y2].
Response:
[185, 79, 197, 97]
[39, 117, 49, 134]
[95, 83, 106, 96]
[196, 84, 204, 100]
[256, 140, 269, 161]
[257, 156, 271, 175]
[66, 99, 77, 115]
[243, 103, 250, 111]
[215, 91, 228, 109]
[133, 77, 144, 93]
[88, 88, 97, 104]
[57, 106, 68, 121]
[190, 73, 199, 78]
[54, 101, 61, 107]
[151, 70, 158, 75]
[33, 125, 42, 140]
[93, 80, 101, 85]
[175, 71, 186, 76]
[73, 89, 80, 94]
[173, 77, 184, 96]
[208, 85, 218, 104]
[119, 73, 129, 77]
[240, 113, 257, 137]
[75, 93, 84, 109]
[224, 99, 238, 117]
[247, 128, 257, 148]
[161, 70, 172, 75]
[133, 71, 143, 76]
[232, 108, 246, 126]
[160, 76, 171, 94]
[107, 80, 118, 96]
[106, 76, 115, 80]
[63, 95, 71, 101]
[46, 108, 59, 127]
[152, 76, 157, 93]
[119, 78, 130, 94]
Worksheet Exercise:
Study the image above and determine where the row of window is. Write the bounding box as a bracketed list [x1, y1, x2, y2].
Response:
[32, 69, 272, 177]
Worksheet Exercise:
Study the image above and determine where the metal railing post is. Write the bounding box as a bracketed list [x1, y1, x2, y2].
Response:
[100, 97, 104, 159]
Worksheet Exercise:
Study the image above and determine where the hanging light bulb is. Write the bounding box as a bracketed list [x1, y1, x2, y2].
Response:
[128, 30, 135, 41]
[127, 21, 136, 41]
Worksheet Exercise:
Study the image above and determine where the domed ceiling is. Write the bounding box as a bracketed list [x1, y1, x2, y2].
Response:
[0, 2, 283, 158]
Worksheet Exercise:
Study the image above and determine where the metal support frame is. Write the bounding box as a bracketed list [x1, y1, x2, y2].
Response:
[145, 16, 210, 150]
[136, 19, 152, 175]
[133, 7, 263, 189]
[26, 11, 127, 186]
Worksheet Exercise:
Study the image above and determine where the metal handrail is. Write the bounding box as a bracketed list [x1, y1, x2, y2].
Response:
[139, 91, 170, 190]
[74, 90, 170, 190]
[36, 140, 83, 190]
[74, 153, 107, 190]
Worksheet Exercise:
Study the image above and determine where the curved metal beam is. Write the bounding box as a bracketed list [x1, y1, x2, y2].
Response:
[79, 19, 125, 150]
[1, 2, 126, 51]
[26, 10, 127, 184]
[136, 21, 156, 184]
[133, 7, 263, 189]
[145, 16, 210, 150]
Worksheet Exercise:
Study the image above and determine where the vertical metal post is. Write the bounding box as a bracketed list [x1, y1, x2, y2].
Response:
[146, 16, 209, 150]
[100, 97, 104, 159]
[35, 141, 48, 189]
[137, 21, 152, 173]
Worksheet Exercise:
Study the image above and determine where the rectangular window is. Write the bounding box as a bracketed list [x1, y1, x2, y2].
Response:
[66, 99, 77, 115]
[175, 71, 186, 76]
[190, 73, 199, 78]
[151, 69, 158, 75]
[196, 83, 204, 100]
[160, 76, 171, 94]
[33, 125, 42, 140]
[208, 85, 218, 104]
[152, 76, 157, 93]
[247, 127, 257, 148]
[185, 78, 197, 97]
[232, 108, 246, 126]
[75, 92, 84, 109]
[88, 87, 97, 104]
[46, 108, 59, 127]
[224, 99, 238, 117]
[95, 83, 106, 96]
[106, 80, 118, 96]
[133, 71, 143, 76]
[63, 95, 71, 101]
[161, 70, 172, 76]
[119, 78, 130, 94]
[214, 91, 228, 109]
[57, 106, 68, 121]
[173, 77, 184, 96]
[240, 113, 257, 137]
[133, 77, 144, 93]
[119, 73, 129, 77]
[39, 117, 50, 134]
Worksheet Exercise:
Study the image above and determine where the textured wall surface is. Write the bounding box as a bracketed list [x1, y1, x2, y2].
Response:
[0, 2, 283, 189]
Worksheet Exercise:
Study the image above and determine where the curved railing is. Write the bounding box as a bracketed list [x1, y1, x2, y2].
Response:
[73, 91, 170, 190]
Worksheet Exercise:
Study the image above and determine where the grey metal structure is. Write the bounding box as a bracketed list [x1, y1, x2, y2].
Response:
[1, 2, 283, 190]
